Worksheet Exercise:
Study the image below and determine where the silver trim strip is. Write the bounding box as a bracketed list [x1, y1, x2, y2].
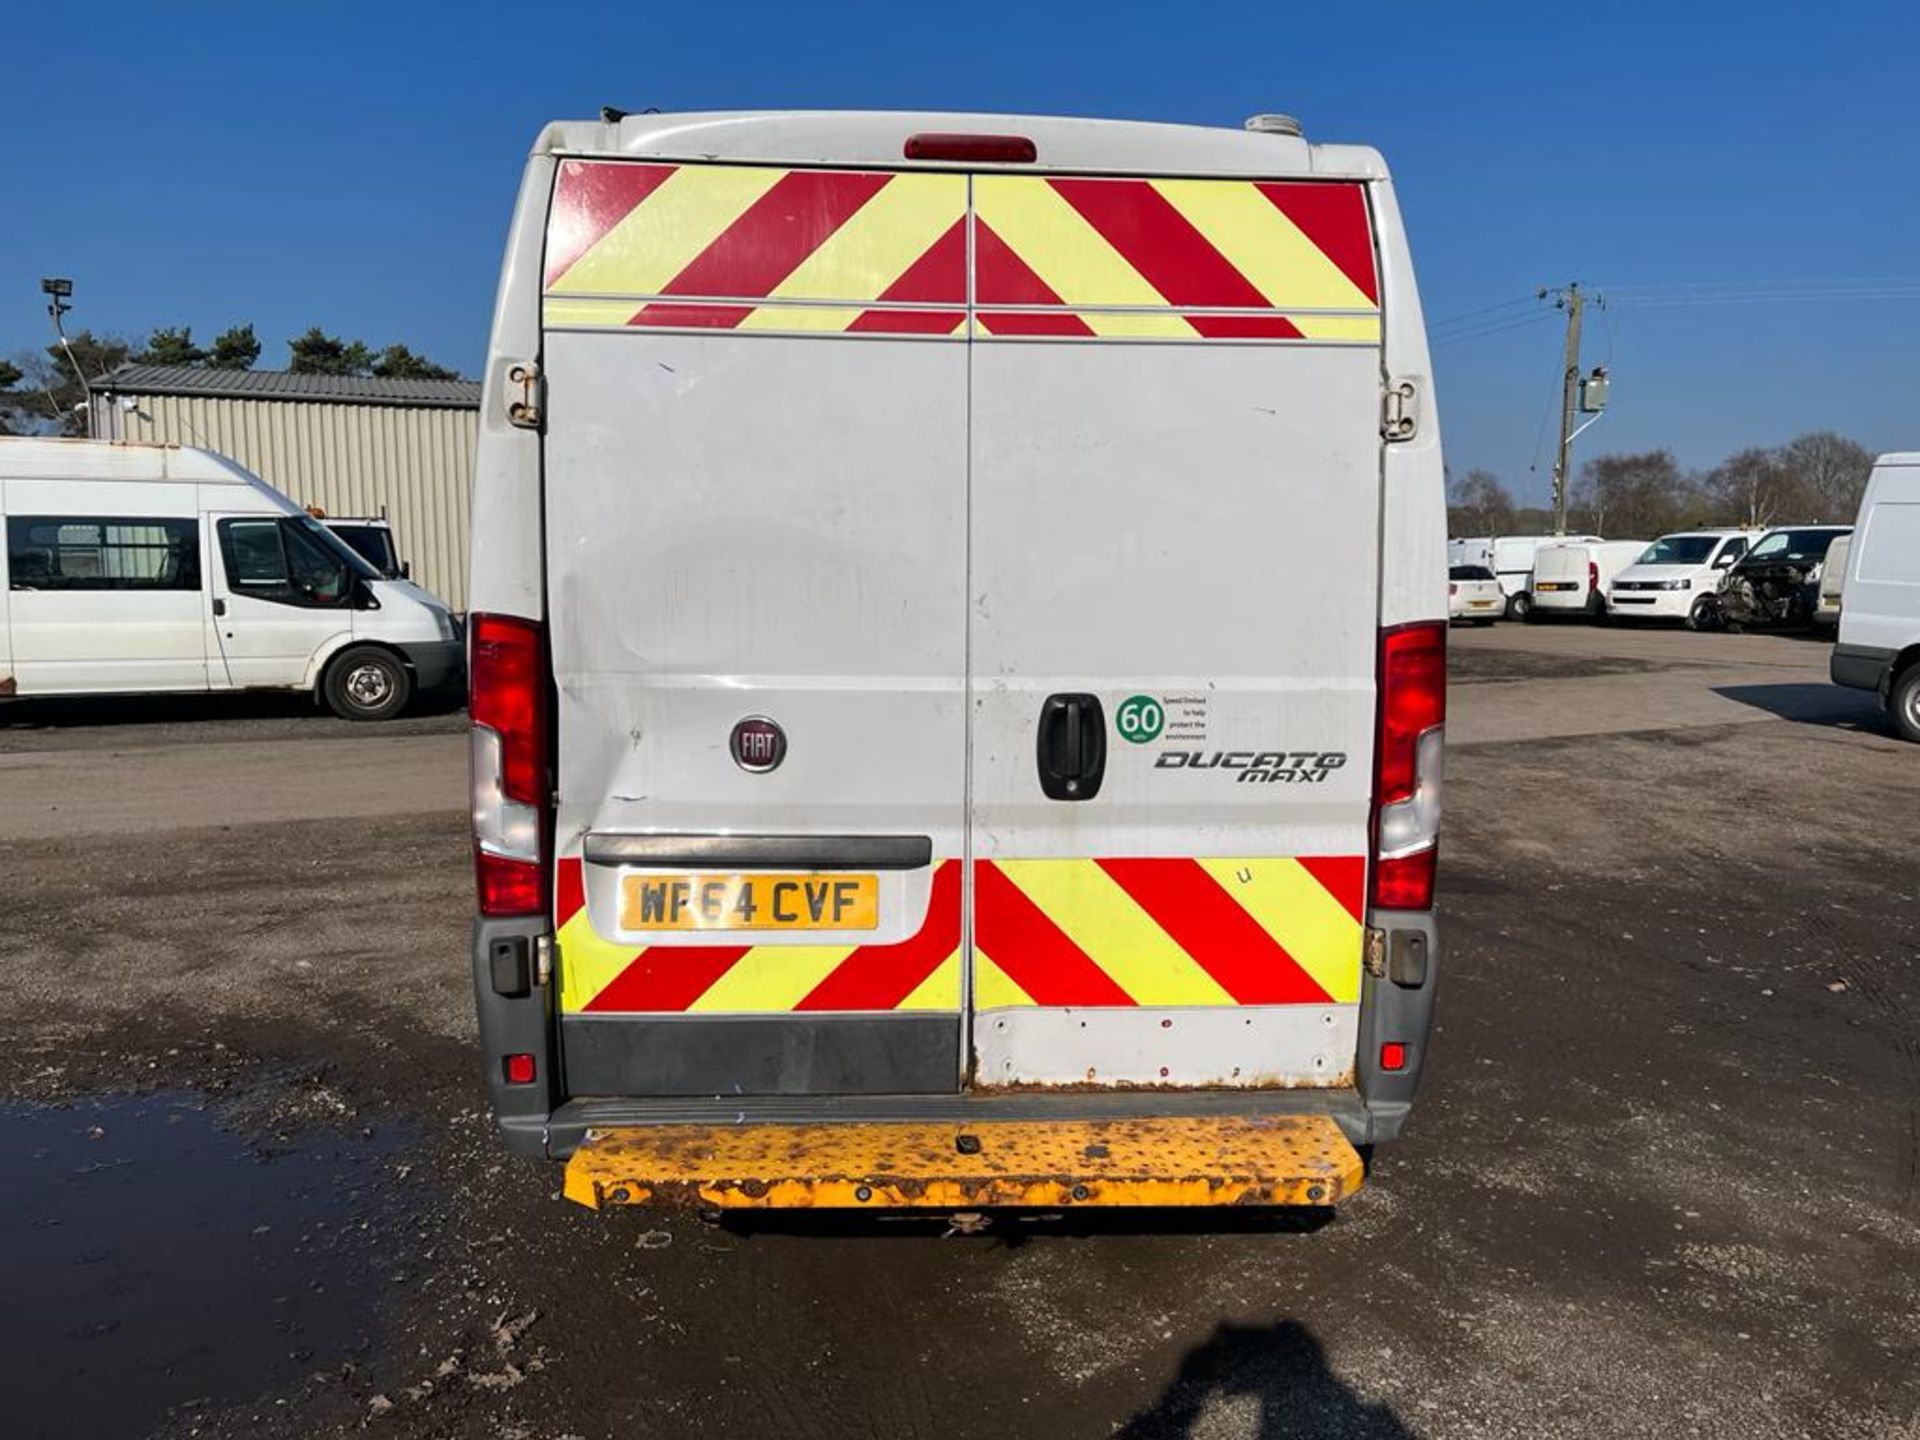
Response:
[582, 832, 934, 870]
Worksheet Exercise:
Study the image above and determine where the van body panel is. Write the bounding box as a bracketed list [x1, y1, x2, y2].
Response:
[3, 477, 212, 692]
[1837, 456, 1920, 667]
[967, 339, 1377, 1086]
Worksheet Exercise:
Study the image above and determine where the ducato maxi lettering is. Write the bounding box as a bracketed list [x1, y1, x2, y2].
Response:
[1154, 750, 1350, 784]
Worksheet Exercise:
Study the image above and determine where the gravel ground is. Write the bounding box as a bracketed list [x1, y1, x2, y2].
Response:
[2, 625, 1915, 1439]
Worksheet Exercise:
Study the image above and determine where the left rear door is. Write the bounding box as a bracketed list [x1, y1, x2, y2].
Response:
[539, 157, 971, 1096]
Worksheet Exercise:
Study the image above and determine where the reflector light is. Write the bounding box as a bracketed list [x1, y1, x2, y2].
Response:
[504, 1052, 537, 1085]
[477, 852, 544, 916]
[1372, 846, 1437, 910]
[904, 132, 1037, 163]
[1379, 1042, 1407, 1072]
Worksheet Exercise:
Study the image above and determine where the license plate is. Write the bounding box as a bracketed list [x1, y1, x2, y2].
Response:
[1537, 582, 1575, 592]
[1469, 599, 1494, 608]
[619, 873, 879, 932]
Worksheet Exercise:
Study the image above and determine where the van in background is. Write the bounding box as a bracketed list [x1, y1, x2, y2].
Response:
[1814, 532, 1852, 629]
[1473, 535, 1601, 619]
[1832, 453, 1920, 741]
[1529, 539, 1646, 620]
[0, 439, 460, 719]
[1607, 528, 1762, 630]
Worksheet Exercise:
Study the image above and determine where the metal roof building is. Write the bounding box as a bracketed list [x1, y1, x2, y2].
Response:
[92, 364, 480, 609]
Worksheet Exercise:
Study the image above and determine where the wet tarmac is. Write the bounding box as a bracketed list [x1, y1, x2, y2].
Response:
[3, 1094, 408, 1440]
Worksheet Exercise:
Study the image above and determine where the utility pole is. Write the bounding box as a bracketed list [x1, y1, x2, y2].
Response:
[1547, 283, 1584, 536]
[1537, 283, 1611, 536]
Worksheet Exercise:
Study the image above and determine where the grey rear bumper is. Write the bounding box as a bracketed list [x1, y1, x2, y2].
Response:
[1831, 643, 1893, 695]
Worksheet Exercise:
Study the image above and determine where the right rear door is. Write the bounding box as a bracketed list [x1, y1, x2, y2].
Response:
[965, 172, 1383, 1089]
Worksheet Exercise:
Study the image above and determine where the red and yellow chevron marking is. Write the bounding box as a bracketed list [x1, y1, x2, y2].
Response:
[542, 160, 1378, 343]
[554, 854, 1363, 1015]
[544, 160, 967, 336]
[555, 857, 965, 1014]
[971, 175, 1378, 342]
[972, 856, 1365, 1009]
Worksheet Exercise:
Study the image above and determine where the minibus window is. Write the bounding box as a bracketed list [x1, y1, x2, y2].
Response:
[6, 516, 199, 591]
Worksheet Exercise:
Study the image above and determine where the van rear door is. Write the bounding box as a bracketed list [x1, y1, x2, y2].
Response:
[539, 160, 970, 1096]
[965, 173, 1380, 1087]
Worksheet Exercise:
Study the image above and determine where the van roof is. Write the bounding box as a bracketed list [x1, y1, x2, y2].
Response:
[0, 436, 277, 488]
[533, 110, 1387, 180]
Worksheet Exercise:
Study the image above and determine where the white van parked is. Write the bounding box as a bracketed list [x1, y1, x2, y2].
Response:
[1452, 534, 1601, 619]
[1607, 528, 1762, 629]
[0, 439, 460, 719]
[1529, 539, 1646, 620]
[1814, 532, 1852, 629]
[468, 108, 1446, 1210]
[1832, 453, 1920, 742]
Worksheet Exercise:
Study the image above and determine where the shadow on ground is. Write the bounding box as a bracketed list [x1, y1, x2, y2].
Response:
[708, 1205, 1339, 1243]
[1115, 1320, 1413, 1439]
[1712, 682, 1885, 730]
[0, 688, 465, 731]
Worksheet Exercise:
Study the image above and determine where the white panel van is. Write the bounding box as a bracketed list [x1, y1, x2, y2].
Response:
[1832, 453, 1920, 741]
[0, 439, 460, 719]
[468, 110, 1447, 1211]
[1529, 539, 1648, 619]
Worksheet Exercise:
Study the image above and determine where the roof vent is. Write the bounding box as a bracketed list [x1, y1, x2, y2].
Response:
[1243, 114, 1304, 137]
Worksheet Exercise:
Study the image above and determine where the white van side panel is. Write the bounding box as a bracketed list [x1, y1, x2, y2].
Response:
[1372, 178, 1445, 630]
[1843, 460, 1920, 653]
[3, 477, 212, 694]
[468, 156, 556, 625]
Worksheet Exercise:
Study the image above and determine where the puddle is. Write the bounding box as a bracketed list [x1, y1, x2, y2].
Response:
[0, 1091, 410, 1439]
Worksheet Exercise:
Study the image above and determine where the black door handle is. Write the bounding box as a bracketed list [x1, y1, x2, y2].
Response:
[1036, 693, 1106, 801]
[212, 598, 226, 617]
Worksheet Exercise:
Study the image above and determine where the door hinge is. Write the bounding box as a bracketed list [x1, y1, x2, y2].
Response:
[1381, 377, 1421, 443]
[505, 359, 543, 431]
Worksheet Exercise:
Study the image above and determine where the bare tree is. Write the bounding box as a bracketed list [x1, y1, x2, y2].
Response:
[1704, 447, 1807, 529]
[1779, 431, 1873, 523]
[1571, 450, 1694, 539]
[1447, 467, 1516, 536]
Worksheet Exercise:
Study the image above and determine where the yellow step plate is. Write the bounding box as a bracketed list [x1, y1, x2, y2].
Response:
[562, 1114, 1364, 1210]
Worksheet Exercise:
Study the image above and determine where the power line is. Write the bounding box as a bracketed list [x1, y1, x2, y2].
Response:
[1430, 311, 1556, 349]
[1428, 294, 1537, 332]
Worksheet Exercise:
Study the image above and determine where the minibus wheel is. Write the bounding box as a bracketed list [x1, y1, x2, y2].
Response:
[324, 646, 411, 721]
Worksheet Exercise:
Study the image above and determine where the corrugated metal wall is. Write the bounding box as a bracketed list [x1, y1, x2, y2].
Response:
[94, 394, 476, 610]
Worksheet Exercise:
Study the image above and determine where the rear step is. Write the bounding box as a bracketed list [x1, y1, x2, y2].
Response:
[562, 1114, 1363, 1210]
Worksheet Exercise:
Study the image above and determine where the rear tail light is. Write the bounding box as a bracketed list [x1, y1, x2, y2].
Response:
[1588, 560, 1599, 591]
[1372, 622, 1445, 910]
[469, 613, 548, 918]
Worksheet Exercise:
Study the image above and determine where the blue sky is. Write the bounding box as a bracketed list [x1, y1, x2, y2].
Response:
[5, 1, 1915, 502]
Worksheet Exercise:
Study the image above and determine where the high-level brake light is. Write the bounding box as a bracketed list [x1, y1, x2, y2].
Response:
[470, 613, 548, 917]
[1372, 622, 1446, 910]
[904, 133, 1037, 164]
